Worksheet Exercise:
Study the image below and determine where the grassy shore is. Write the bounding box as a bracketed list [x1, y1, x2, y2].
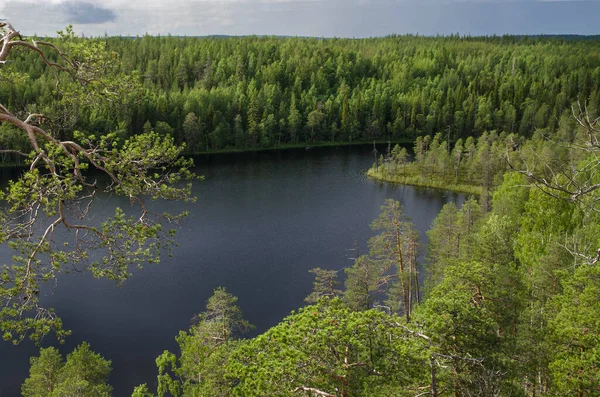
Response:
[367, 168, 482, 196]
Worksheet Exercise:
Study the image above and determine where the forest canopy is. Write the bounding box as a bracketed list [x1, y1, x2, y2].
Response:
[1, 33, 599, 156]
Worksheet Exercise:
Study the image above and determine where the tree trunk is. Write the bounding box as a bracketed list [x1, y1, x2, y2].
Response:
[431, 357, 438, 397]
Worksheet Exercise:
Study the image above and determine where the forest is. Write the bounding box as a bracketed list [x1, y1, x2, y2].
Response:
[1, 33, 600, 160]
[2, 22, 600, 397]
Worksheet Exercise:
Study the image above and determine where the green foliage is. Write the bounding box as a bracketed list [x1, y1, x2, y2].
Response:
[371, 131, 516, 196]
[548, 264, 600, 395]
[426, 201, 460, 287]
[417, 259, 525, 396]
[344, 255, 384, 311]
[131, 384, 154, 397]
[21, 346, 63, 397]
[22, 342, 112, 397]
[305, 267, 342, 304]
[369, 199, 420, 320]
[344, 199, 419, 319]
[426, 197, 482, 291]
[4, 34, 600, 154]
[136, 288, 252, 397]
[491, 172, 530, 221]
[0, 25, 197, 343]
[229, 298, 428, 397]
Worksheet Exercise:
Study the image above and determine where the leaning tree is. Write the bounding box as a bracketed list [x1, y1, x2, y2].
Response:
[0, 22, 196, 343]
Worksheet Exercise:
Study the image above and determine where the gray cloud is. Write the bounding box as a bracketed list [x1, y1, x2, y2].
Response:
[1, 1, 117, 29]
[60, 2, 117, 24]
[2, 0, 600, 37]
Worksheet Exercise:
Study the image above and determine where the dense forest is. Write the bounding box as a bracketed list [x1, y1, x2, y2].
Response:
[3, 26, 600, 397]
[2, 34, 600, 160]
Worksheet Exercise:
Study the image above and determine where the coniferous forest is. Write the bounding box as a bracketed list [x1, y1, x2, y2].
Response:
[2, 27, 600, 397]
[1, 34, 600, 159]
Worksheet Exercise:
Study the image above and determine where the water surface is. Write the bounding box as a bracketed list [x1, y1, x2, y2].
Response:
[0, 146, 465, 396]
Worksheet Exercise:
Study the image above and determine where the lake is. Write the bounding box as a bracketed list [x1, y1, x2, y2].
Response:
[0, 145, 465, 396]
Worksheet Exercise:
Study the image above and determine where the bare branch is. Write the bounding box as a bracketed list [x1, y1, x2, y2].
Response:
[395, 322, 432, 345]
[0, 149, 28, 157]
[293, 386, 337, 397]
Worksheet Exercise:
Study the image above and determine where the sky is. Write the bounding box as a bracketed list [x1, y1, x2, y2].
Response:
[1, 0, 600, 38]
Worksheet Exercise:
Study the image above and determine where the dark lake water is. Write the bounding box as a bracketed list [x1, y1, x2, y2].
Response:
[0, 146, 465, 396]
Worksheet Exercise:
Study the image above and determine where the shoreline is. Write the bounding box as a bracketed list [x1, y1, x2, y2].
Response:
[366, 168, 482, 196]
[191, 138, 414, 155]
[0, 139, 415, 168]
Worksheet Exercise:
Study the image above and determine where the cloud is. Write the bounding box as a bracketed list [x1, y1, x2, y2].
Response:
[60, 2, 117, 24]
[2, 0, 600, 37]
[1, 1, 117, 26]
